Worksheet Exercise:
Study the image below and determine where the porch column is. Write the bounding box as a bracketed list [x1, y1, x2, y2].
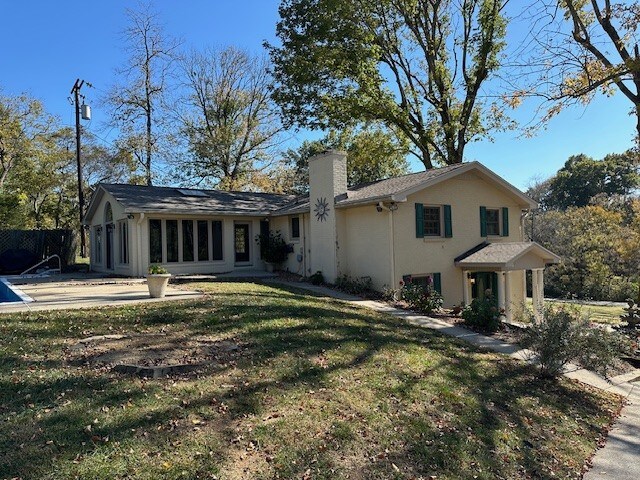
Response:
[462, 270, 470, 306]
[504, 271, 512, 322]
[532, 268, 544, 319]
[497, 271, 506, 318]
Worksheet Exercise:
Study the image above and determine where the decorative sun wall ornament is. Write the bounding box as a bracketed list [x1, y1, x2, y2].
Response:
[314, 197, 330, 222]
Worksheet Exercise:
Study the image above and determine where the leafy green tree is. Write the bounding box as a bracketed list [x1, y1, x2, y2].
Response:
[544, 152, 639, 209]
[268, 0, 509, 168]
[0, 93, 56, 192]
[281, 126, 410, 194]
[531, 206, 638, 301]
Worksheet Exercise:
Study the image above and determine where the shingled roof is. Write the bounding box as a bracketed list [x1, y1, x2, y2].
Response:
[274, 163, 471, 215]
[87, 184, 295, 219]
[455, 242, 560, 269]
[337, 163, 468, 205]
[86, 161, 535, 221]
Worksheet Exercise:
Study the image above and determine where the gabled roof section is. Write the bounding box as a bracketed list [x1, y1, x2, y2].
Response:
[85, 183, 294, 221]
[335, 161, 536, 209]
[272, 195, 310, 216]
[454, 242, 560, 269]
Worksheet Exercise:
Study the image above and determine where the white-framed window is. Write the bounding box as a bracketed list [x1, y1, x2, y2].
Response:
[149, 219, 163, 264]
[480, 206, 509, 238]
[403, 272, 442, 295]
[485, 208, 501, 236]
[422, 206, 442, 236]
[415, 203, 452, 238]
[94, 226, 103, 264]
[166, 220, 178, 262]
[118, 220, 129, 264]
[291, 216, 300, 240]
[182, 220, 195, 262]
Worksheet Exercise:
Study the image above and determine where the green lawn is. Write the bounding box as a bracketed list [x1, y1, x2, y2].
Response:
[527, 298, 625, 324]
[0, 282, 622, 480]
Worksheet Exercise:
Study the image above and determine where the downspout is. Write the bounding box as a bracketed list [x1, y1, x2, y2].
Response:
[137, 212, 145, 277]
[521, 209, 530, 242]
[300, 213, 307, 276]
[389, 208, 396, 290]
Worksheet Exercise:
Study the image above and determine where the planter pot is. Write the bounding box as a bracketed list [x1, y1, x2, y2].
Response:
[147, 274, 171, 298]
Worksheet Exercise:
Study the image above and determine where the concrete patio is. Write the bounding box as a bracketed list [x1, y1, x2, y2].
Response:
[0, 277, 202, 313]
[0, 271, 278, 314]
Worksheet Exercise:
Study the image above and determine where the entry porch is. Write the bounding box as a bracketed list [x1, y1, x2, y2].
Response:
[455, 242, 560, 321]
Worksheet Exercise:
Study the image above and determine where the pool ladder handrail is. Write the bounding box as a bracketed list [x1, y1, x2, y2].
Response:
[20, 254, 62, 277]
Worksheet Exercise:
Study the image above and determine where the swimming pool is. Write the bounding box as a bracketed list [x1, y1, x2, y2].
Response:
[0, 278, 32, 304]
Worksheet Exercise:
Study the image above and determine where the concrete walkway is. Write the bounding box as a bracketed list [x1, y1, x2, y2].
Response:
[268, 280, 640, 480]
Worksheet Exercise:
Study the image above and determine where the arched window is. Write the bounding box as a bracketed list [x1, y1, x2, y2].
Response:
[104, 202, 113, 223]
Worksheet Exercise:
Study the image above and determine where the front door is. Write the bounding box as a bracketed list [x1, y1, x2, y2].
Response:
[471, 272, 498, 300]
[105, 223, 114, 270]
[234, 224, 250, 263]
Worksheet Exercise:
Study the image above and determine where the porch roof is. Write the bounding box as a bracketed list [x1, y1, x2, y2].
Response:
[454, 242, 560, 271]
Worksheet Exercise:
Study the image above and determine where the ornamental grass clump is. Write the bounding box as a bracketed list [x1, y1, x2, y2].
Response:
[520, 304, 620, 378]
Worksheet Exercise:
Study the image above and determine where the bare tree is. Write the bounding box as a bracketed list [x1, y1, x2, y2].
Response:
[105, 2, 180, 185]
[513, 1, 640, 141]
[178, 46, 285, 190]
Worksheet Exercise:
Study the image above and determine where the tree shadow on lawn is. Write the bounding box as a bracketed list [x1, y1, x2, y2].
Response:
[0, 282, 621, 479]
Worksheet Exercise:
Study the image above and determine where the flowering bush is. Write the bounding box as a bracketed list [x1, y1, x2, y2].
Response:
[400, 282, 443, 314]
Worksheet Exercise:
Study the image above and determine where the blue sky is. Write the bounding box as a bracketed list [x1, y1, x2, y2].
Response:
[0, 0, 635, 189]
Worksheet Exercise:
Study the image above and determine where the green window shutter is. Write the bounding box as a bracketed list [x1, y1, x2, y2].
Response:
[415, 203, 424, 238]
[443, 204, 452, 238]
[433, 272, 442, 295]
[502, 207, 509, 237]
[479, 206, 487, 237]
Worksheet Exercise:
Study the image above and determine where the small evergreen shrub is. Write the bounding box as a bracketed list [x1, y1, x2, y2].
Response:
[520, 304, 620, 378]
[461, 293, 501, 332]
[309, 271, 324, 285]
[255, 231, 289, 264]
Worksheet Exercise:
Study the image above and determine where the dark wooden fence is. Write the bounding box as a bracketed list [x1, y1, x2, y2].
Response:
[0, 229, 77, 273]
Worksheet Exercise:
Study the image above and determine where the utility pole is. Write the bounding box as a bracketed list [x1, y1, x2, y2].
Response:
[71, 79, 90, 257]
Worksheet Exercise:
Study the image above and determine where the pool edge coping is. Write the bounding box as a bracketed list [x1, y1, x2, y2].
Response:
[0, 277, 34, 304]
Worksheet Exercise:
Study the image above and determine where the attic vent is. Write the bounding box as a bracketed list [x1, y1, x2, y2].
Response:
[177, 188, 208, 197]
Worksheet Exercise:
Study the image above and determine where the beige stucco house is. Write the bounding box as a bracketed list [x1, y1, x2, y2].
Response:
[84, 151, 559, 320]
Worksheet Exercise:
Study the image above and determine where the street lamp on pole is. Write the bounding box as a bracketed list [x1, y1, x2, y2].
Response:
[70, 78, 91, 258]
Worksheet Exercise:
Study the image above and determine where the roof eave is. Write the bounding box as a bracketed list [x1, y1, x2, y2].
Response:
[454, 261, 506, 269]
[393, 162, 537, 209]
[122, 207, 275, 217]
[336, 194, 397, 209]
[83, 184, 107, 225]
